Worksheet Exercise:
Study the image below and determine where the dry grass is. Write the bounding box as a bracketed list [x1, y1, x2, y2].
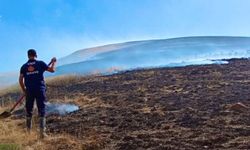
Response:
[0, 75, 85, 97]
[0, 117, 82, 150]
[0, 75, 85, 150]
[45, 75, 85, 86]
[0, 84, 20, 97]
[0, 119, 30, 142]
[0, 118, 34, 149]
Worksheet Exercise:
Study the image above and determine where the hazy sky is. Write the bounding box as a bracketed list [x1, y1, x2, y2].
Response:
[0, 0, 250, 72]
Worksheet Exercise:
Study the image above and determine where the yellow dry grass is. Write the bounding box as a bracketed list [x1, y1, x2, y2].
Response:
[0, 118, 35, 145]
[45, 75, 84, 86]
[0, 75, 86, 149]
[0, 84, 20, 97]
[0, 75, 85, 97]
[0, 95, 83, 150]
[0, 116, 82, 150]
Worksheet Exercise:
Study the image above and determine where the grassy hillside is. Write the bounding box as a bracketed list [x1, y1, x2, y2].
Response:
[0, 58, 250, 149]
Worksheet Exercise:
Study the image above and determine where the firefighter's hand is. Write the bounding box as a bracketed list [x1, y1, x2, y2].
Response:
[22, 89, 27, 96]
[51, 57, 57, 63]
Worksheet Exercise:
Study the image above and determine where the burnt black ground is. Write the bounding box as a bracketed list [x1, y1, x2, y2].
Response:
[1, 58, 250, 149]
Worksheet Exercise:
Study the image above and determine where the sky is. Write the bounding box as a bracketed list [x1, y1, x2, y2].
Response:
[0, 0, 250, 73]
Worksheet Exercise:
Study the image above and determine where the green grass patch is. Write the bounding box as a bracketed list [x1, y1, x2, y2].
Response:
[0, 144, 22, 150]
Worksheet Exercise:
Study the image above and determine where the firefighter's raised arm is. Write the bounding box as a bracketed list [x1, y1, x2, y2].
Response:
[47, 57, 57, 73]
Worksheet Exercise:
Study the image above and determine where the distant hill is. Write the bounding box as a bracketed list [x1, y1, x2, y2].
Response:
[1, 36, 250, 88]
[56, 36, 250, 75]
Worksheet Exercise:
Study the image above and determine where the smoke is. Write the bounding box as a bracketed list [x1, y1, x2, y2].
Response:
[12, 102, 79, 117]
[45, 102, 79, 116]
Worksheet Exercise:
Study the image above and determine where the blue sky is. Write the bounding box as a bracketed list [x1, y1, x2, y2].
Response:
[0, 0, 250, 73]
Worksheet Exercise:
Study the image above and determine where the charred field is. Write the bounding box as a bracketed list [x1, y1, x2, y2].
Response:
[1, 58, 250, 150]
